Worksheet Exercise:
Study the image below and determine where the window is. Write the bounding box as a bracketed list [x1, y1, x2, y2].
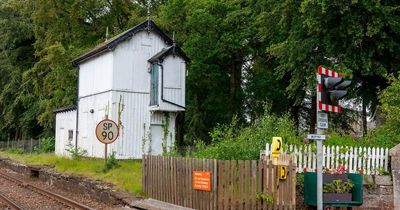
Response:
[150, 64, 159, 106]
[68, 130, 74, 142]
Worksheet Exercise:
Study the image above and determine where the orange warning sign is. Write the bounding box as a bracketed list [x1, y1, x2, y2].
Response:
[193, 171, 211, 191]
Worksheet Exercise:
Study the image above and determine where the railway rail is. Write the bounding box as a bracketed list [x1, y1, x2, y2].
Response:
[0, 171, 95, 210]
[0, 191, 25, 210]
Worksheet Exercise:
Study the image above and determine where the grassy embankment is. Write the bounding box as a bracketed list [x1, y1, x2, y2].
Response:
[0, 151, 143, 195]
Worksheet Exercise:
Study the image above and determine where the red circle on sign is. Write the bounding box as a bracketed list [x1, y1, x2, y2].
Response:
[95, 119, 119, 144]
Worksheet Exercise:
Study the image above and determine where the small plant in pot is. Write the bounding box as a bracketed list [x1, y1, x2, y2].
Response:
[323, 179, 354, 202]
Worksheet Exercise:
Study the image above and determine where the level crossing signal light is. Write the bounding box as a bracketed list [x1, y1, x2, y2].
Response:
[317, 66, 352, 113]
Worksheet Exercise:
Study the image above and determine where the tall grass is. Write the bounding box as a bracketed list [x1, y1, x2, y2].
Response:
[0, 151, 143, 195]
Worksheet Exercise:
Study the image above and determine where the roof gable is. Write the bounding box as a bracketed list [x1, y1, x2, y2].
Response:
[71, 20, 188, 67]
[148, 45, 190, 64]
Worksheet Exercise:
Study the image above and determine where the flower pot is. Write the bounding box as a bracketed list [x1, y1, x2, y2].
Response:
[323, 174, 348, 184]
[323, 193, 352, 202]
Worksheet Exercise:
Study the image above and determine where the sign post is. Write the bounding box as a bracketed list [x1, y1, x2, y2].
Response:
[95, 119, 119, 162]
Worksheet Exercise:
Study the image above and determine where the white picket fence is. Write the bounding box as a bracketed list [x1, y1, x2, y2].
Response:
[262, 143, 390, 175]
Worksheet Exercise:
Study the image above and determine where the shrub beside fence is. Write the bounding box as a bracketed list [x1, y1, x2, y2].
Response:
[262, 143, 390, 175]
[142, 155, 296, 210]
[0, 139, 40, 153]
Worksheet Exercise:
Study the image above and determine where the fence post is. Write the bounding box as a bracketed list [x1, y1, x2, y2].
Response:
[390, 144, 400, 209]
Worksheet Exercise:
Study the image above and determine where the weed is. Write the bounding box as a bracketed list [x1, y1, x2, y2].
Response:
[65, 143, 87, 160]
[256, 193, 274, 203]
[7, 148, 24, 154]
[100, 151, 120, 173]
[34, 137, 55, 153]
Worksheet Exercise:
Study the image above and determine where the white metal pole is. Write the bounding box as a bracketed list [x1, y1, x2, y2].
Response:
[316, 126, 324, 210]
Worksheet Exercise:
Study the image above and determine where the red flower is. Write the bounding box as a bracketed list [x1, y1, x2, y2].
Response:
[303, 168, 307, 172]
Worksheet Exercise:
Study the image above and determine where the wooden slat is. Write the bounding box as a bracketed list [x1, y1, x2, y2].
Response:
[267, 161, 272, 210]
[257, 160, 262, 210]
[269, 163, 278, 209]
[210, 159, 214, 210]
[288, 160, 294, 209]
[224, 160, 230, 210]
[213, 159, 217, 209]
[142, 155, 146, 195]
[245, 160, 250, 210]
[262, 161, 271, 209]
[166, 156, 170, 203]
[238, 160, 243, 210]
[218, 160, 223, 209]
[278, 165, 283, 210]
[231, 160, 237, 210]
[198, 158, 202, 210]
[190, 157, 194, 208]
[192, 157, 196, 209]
[149, 156, 152, 197]
[157, 156, 161, 200]
[161, 156, 165, 201]
[251, 160, 257, 210]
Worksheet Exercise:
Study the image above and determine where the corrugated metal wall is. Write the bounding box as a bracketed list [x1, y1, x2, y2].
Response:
[55, 110, 77, 157]
[79, 52, 113, 97]
[109, 92, 151, 159]
[78, 92, 112, 158]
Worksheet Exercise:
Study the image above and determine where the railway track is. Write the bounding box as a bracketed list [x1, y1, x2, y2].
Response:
[0, 171, 95, 210]
[0, 191, 25, 210]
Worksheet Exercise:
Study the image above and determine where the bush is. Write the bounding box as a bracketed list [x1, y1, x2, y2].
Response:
[35, 137, 55, 153]
[65, 143, 87, 160]
[192, 113, 300, 160]
[365, 125, 400, 148]
[100, 151, 120, 173]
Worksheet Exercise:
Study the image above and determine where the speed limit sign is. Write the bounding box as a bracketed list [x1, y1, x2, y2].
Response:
[95, 119, 119, 144]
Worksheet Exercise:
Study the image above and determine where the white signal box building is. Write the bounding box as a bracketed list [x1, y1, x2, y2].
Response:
[55, 20, 189, 159]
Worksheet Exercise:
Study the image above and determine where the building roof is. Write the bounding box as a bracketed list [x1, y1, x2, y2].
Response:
[71, 20, 189, 67]
[148, 45, 190, 63]
[53, 106, 77, 114]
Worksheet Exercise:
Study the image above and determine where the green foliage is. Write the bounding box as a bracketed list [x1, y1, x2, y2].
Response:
[364, 176, 377, 190]
[162, 113, 170, 155]
[65, 143, 87, 160]
[256, 193, 273, 203]
[296, 174, 304, 195]
[377, 167, 390, 176]
[192, 111, 299, 160]
[3, 148, 24, 154]
[160, 0, 256, 142]
[34, 136, 55, 153]
[100, 151, 120, 173]
[323, 179, 354, 194]
[323, 131, 398, 148]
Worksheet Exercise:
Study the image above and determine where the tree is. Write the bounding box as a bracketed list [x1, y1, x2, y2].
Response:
[256, 0, 400, 134]
[0, 0, 39, 140]
[159, 0, 257, 142]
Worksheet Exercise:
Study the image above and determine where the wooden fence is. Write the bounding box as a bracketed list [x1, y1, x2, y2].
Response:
[262, 143, 390, 175]
[142, 155, 296, 210]
[0, 139, 40, 153]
